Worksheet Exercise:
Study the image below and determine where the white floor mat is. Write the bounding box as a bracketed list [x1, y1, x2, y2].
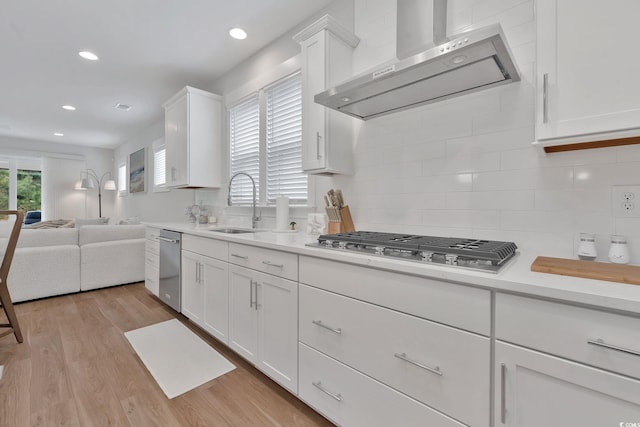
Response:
[125, 319, 235, 399]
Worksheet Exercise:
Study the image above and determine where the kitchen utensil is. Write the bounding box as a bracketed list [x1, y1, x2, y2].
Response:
[335, 189, 344, 208]
[531, 256, 640, 286]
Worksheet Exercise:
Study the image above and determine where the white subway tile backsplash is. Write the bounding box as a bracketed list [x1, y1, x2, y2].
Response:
[447, 190, 534, 210]
[446, 126, 533, 155]
[473, 167, 573, 191]
[573, 162, 640, 188]
[500, 210, 573, 233]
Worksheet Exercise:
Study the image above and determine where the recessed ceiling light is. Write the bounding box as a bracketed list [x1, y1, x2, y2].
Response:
[62, 105, 76, 111]
[114, 103, 132, 112]
[78, 51, 99, 61]
[53, 132, 64, 136]
[229, 27, 247, 40]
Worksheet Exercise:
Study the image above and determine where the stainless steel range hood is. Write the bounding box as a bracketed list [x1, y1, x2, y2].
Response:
[314, 0, 520, 120]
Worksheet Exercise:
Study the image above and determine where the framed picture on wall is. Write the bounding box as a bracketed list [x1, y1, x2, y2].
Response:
[129, 147, 146, 193]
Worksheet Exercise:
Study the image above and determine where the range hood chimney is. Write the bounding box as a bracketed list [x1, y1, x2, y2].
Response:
[314, 0, 520, 120]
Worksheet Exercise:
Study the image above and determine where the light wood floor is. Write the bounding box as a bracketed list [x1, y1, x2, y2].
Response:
[0, 283, 333, 427]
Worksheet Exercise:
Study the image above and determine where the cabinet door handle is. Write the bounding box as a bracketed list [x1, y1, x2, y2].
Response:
[195, 261, 200, 283]
[394, 352, 442, 376]
[262, 260, 284, 268]
[171, 166, 176, 182]
[249, 280, 255, 308]
[231, 253, 249, 260]
[316, 131, 322, 159]
[587, 338, 640, 357]
[311, 320, 342, 335]
[542, 73, 549, 124]
[500, 363, 507, 424]
[199, 263, 204, 284]
[255, 282, 260, 310]
[312, 381, 342, 402]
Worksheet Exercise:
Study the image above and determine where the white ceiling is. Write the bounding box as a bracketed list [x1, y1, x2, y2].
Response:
[0, 0, 335, 149]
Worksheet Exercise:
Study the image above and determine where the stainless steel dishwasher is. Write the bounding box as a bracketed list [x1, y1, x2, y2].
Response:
[158, 229, 181, 312]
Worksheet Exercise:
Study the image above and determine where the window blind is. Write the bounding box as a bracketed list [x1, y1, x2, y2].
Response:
[265, 73, 307, 205]
[229, 95, 260, 205]
[154, 146, 166, 187]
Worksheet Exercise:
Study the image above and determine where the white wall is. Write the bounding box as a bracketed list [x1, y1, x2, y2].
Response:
[322, 0, 640, 262]
[0, 136, 116, 219]
[112, 120, 196, 222]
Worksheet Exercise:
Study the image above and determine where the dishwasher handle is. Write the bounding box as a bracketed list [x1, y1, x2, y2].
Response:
[158, 236, 179, 244]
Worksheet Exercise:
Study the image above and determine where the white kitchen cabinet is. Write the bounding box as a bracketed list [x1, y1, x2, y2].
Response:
[299, 284, 490, 426]
[229, 264, 298, 393]
[535, 0, 640, 147]
[299, 343, 465, 427]
[163, 86, 222, 187]
[494, 341, 640, 427]
[181, 250, 204, 324]
[144, 226, 160, 296]
[294, 15, 359, 175]
[181, 235, 229, 344]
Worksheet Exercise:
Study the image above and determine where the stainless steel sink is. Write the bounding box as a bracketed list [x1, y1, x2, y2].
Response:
[207, 228, 257, 234]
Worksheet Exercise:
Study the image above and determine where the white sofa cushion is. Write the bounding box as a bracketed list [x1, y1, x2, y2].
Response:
[79, 224, 145, 246]
[8, 245, 81, 303]
[80, 239, 145, 291]
[17, 228, 79, 248]
[75, 218, 108, 228]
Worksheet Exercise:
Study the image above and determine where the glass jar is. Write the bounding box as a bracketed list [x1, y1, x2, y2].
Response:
[577, 233, 597, 261]
[608, 235, 630, 264]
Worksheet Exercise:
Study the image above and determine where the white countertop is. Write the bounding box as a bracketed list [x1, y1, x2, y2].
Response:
[147, 222, 640, 315]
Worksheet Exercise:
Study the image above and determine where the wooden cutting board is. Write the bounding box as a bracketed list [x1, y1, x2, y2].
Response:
[531, 256, 640, 286]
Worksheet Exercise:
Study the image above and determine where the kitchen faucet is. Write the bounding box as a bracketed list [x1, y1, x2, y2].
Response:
[227, 172, 261, 229]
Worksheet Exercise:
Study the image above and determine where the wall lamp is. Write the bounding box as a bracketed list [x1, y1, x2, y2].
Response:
[76, 169, 116, 218]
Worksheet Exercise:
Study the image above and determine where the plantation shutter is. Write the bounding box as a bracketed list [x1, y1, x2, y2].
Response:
[153, 146, 166, 187]
[229, 95, 260, 205]
[265, 72, 307, 205]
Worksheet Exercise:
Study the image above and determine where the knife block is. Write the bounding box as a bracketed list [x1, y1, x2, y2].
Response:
[327, 206, 355, 234]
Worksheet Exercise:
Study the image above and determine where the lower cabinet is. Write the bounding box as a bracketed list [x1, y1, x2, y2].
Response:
[181, 250, 229, 344]
[229, 264, 298, 394]
[299, 343, 465, 427]
[494, 341, 640, 427]
[144, 227, 160, 296]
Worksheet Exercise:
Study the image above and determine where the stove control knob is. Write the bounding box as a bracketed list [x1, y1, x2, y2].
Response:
[375, 246, 386, 255]
[338, 241, 348, 249]
[445, 254, 458, 265]
[324, 239, 334, 247]
[421, 251, 434, 262]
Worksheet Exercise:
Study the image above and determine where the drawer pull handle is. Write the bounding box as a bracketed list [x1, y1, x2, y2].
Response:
[312, 320, 342, 335]
[500, 363, 507, 424]
[394, 353, 442, 376]
[587, 338, 640, 357]
[542, 73, 549, 124]
[312, 381, 341, 402]
[231, 253, 249, 260]
[262, 260, 284, 268]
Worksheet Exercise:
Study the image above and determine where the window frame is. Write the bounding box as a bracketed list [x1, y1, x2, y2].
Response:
[228, 71, 310, 207]
[117, 160, 128, 196]
[152, 138, 169, 193]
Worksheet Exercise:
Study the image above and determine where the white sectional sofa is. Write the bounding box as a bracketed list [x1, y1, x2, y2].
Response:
[1, 223, 145, 303]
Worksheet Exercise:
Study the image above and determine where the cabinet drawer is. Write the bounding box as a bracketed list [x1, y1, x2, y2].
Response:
[145, 251, 159, 269]
[299, 256, 490, 335]
[146, 240, 159, 257]
[496, 293, 640, 380]
[300, 284, 489, 426]
[182, 234, 227, 261]
[145, 227, 161, 240]
[299, 343, 464, 427]
[229, 243, 297, 281]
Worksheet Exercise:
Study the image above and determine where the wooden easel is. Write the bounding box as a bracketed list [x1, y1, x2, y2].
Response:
[0, 210, 24, 343]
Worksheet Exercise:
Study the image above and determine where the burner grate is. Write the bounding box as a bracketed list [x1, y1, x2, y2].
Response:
[317, 231, 518, 264]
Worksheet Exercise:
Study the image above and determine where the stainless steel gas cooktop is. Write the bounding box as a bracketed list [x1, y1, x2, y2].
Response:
[307, 231, 518, 273]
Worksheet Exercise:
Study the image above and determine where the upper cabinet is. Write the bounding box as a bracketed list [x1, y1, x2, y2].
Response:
[294, 15, 359, 175]
[163, 86, 222, 188]
[535, 0, 640, 149]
